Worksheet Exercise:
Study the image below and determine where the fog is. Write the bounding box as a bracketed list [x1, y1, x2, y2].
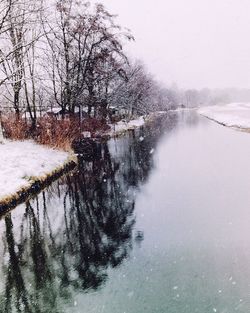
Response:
[100, 0, 250, 89]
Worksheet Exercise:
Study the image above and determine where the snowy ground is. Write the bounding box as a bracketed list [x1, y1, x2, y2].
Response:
[108, 113, 167, 136]
[0, 140, 70, 201]
[109, 116, 145, 135]
[198, 103, 250, 129]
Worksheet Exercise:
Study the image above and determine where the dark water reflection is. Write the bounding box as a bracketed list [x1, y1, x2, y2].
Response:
[0, 113, 178, 313]
[7, 111, 250, 313]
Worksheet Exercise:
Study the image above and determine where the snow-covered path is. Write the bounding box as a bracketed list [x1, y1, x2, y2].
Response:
[198, 103, 250, 129]
[0, 140, 70, 201]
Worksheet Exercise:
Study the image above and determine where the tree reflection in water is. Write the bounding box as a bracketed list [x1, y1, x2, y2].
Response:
[0, 114, 178, 312]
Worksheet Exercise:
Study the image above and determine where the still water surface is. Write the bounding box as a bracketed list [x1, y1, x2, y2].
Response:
[1, 112, 250, 312]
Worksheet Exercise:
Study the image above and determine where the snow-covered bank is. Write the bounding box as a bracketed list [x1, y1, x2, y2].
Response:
[109, 116, 145, 135]
[0, 140, 75, 206]
[198, 103, 250, 130]
[0, 112, 168, 207]
[108, 112, 167, 137]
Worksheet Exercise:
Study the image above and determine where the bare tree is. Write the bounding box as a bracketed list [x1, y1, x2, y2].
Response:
[43, 0, 133, 117]
[0, 0, 12, 34]
[0, 0, 43, 118]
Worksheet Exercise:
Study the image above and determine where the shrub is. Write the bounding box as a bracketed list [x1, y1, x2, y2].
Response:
[1, 114, 111, 151]
[2, 115, 30, 140]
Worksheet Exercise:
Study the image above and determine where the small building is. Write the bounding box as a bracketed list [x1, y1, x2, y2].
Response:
[47, 107, 89, 120]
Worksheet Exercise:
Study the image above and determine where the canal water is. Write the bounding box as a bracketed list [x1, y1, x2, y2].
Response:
[1, 111, 250, 313]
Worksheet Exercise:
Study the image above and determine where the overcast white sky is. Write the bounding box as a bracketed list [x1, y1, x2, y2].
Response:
[100, 0, 250, 89]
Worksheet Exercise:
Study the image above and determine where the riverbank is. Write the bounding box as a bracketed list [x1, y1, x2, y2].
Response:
[198, 103, 250, 131]
[108, 112, 167, 137]
[0, 140, 77, 211]
[0, 112, 167, 211]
